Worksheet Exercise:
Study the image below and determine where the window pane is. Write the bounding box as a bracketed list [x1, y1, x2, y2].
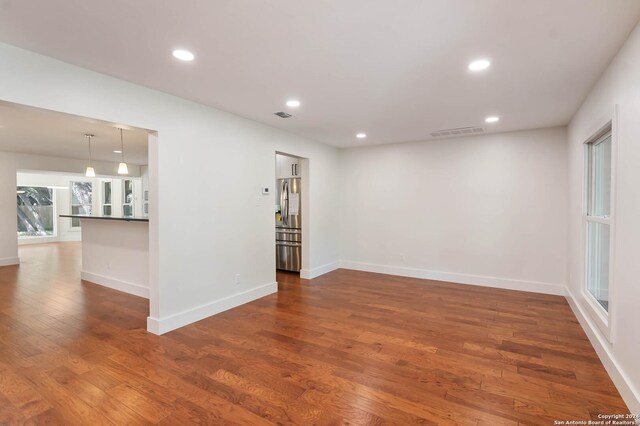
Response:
[103, 181, 112, 204]
[587, 221, 610, 311]
[590, 135, 611, 217]
[123, 205, 133, 217]
[71, 204, 92, 216]
[70, 181, 92, 227]
[103, 205, 112, 216]
[124, 180, 133, 203]
[71, 204, 92, 228]
[17, 186, 54, 237]
[71, 182, 92, 205]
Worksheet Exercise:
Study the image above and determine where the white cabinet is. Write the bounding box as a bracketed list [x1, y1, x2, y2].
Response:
[276, 154, 301, 179]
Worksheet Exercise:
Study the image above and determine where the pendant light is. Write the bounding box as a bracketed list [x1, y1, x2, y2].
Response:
[84, 133, 96, 177]
[117, 128, 129, 175]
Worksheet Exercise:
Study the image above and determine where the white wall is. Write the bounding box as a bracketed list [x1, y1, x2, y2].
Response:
[567, 21, 640, 413]
[339, 127, 568, 294]
[0, 158, 19, 266]
[0, 43, 340, 334]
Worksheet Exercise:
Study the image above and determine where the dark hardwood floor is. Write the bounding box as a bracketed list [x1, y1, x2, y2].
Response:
[0, 242, 628, 424]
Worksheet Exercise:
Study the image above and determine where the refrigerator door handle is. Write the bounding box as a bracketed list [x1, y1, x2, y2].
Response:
[280, 180, 286, 226]
[284, 180, 289, 220]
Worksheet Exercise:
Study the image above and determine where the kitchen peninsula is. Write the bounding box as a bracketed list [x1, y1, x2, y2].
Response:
[60, 214, 149, 298]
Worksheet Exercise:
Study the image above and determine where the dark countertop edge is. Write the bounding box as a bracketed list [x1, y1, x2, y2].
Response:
[59, 215, 149, 223]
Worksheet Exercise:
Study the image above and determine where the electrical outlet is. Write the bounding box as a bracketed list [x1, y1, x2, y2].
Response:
[235, 274, 241, 285]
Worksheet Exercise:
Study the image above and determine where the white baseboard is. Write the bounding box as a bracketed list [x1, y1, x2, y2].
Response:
[17, 236, 81, 246]
[300, 261, 339, 279]
[565, 288, 640, 414]
[0, 257, 20, 267]
[147, 281, 278, 335]
[58, 235, 82, 242]
[18, 236, 59, 245]
[80, 270, 149, 299]
[338, 260, 566, 295]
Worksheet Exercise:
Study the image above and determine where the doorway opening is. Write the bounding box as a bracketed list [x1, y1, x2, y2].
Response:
[275, 152, 308, 280]
[1, 99, 154, 314]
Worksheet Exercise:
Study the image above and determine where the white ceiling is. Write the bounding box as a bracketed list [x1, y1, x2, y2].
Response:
[0, 101, 149, 164]
[0, 0, 639, 148]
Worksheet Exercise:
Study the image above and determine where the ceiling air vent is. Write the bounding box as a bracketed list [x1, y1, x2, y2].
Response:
[274, 111, 293, 118]
[430, 126, 484, 138]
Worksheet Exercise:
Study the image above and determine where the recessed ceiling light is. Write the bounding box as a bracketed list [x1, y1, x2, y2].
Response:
[468, 59, 491, 72]
[286, 99, 301, 108]
[172, 49, 195, 61]
[356, 133, 367, 139]
[113, 150, 123, 154]
[485, 116, 500, 123]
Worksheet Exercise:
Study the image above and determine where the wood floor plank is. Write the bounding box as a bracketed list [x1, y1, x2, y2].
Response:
[107, 383, 172, 423]
[0, 242, 629, 424]
[0, 364, 51, 418]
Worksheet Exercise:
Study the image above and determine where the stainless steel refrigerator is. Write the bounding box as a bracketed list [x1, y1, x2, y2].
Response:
[276, 177, 301, 271]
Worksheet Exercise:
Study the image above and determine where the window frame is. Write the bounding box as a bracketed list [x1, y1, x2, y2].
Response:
[69, 181, 93, 228]
[16, 186, 57, 239]
[581, 110, 617, 343]
[102, 180, 113, 216]
[122, 179, 134, 217]
[143, 190, 149, 217]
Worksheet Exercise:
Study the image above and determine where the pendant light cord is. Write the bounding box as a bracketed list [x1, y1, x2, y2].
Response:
[120, 128, 125, 162]
[87, 134, 93, 166]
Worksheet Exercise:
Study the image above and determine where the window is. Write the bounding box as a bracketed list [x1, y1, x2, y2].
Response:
[70, 181, 92, 227]
[123, 179, 134, 217]
[143, 190, 149, 217]
[103, 181, 112, 216]
[585, 130, 612, 313]
[17, 186, 55, 237]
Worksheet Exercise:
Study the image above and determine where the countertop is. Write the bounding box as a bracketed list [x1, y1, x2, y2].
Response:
[59, 214, 149, 223]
